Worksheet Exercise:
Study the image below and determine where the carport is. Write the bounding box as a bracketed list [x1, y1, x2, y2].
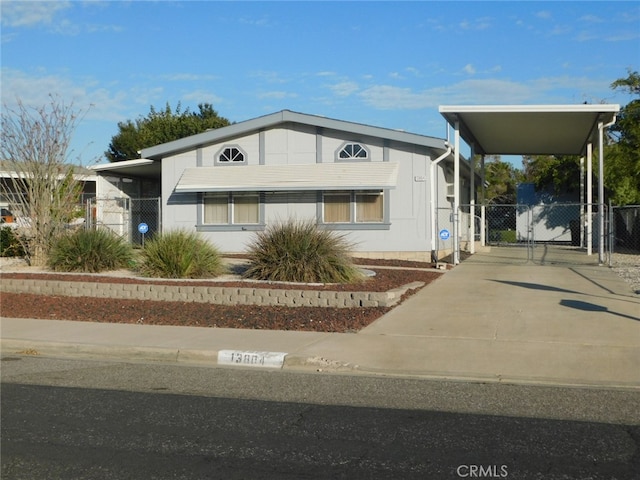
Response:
[439, 104, 620, 265]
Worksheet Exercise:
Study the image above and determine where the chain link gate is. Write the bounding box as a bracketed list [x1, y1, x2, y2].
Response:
[87, 197, 161, 246]
[610, 205, 640, 253]
[436, 203, 610, 266]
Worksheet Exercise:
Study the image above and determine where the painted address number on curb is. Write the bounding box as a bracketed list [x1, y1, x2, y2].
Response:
[218, 350, 287, 368]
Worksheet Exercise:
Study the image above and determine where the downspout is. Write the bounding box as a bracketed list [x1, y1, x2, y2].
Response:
[430, 142, 453, 263]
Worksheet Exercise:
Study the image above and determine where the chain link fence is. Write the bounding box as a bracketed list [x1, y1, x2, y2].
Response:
[434, 203, 626, 265]
[477, 203, 605, 247]
[86, 197, 161, 246]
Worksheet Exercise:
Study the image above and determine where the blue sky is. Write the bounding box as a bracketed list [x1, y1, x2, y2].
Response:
[1, 1, 639, 167]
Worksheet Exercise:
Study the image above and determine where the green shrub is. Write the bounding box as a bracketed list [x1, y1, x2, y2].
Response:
[48, 228, 134, 273]
[138, 230, 225, 278]
[243, 218, 363, 283]
[0, 227, 26, 257]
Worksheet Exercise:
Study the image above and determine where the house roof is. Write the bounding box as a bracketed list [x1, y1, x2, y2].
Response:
[439, 104, 620, 155]
[0, 161, 98, 181]
[141, 110, 450, 159]
[175, 162, 399, 193]
[88, 158, 161, 180]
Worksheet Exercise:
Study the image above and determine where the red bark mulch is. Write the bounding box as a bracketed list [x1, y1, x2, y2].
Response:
[0, 261, 444, 333]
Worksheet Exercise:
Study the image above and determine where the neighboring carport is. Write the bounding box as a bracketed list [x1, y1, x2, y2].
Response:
[439, 104, 620, 264]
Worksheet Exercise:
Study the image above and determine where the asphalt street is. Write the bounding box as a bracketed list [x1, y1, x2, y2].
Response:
[2, 356, 639, 479]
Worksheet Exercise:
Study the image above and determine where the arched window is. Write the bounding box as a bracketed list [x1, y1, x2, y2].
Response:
[337, 142, 369, 161]
[217, 146, 246, 164]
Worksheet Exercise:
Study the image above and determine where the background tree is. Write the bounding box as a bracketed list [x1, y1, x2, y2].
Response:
[478, 156, 523, 204]
[1, 96, 87, 266]
[522, 155, 582, 197]
[106, 102, 231, 162]
[605, 69, 640, 205]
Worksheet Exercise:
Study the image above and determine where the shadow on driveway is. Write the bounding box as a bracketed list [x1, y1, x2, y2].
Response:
[490, 280, 579, 295]
[559, 299, 639, 322]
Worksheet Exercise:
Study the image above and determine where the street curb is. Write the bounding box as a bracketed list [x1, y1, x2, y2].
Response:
[3, 339, 639, 390]
[1, 340, 182, 364]
[0, 339, 353, 372]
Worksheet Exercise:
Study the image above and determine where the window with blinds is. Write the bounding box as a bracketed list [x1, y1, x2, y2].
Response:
[323, 191, 383, 224]
[204, 193, 259, 224]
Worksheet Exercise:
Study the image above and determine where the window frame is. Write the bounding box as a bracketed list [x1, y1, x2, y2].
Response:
[320, 190, 389, 230]
[198, 191, 264, 232]
[215, 145, 247, 165]
[335, 142, 370, 162]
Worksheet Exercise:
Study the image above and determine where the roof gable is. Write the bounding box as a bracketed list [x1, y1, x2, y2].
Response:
[141, 110, 448, 159]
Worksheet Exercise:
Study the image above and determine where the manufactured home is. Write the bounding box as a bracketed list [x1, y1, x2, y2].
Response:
[91, 110, 476, 261]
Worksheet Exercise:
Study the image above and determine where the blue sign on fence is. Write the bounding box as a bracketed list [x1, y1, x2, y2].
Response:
[138, 223, 149, 234]
[439, 229, 450, 241]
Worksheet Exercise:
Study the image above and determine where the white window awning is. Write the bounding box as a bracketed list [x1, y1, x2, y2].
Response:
[174, 162, 399, 193]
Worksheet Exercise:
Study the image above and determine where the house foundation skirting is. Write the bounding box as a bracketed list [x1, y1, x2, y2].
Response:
[1, 279, 425, 309]
[350, 251, 433, 262]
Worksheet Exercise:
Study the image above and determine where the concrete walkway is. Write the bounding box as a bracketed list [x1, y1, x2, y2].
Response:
[2, 252, 639, 388]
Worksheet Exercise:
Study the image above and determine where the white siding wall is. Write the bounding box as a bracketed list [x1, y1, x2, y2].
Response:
[160, 125, 458, 258]
[265, 126, 316, 165]
[96, 176, 127, 199]
[163, 152, 198, 231]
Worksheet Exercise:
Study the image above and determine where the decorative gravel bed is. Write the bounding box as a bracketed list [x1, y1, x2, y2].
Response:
[610, 252, 640, 294]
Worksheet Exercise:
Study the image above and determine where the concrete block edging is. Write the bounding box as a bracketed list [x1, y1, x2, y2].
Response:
[0, 278, 426, 308]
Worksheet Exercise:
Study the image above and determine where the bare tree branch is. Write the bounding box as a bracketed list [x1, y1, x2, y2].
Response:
[1, 95, 90, 266]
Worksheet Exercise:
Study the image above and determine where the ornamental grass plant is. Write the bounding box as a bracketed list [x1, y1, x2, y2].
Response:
[243, 218, 363, 284]
[138, 229, 225, 279]
[47, 227, 134, 273]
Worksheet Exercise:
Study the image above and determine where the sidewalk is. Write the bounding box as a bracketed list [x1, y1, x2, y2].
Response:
[2, 254, 639, 388]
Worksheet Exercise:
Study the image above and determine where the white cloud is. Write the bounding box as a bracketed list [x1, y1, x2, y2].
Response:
[239, 15, 273, 27]
[161, 73, 220, 82]
[356, 75, 611, 111]
[328, 81, 359, 97]
[257, 91, 298, 100]
[1, 1, 122, 36]
[548, 24, 572, 36]
[536, 11, 552, 20]
[579, 14, 604, 24]
[462, 64, 501, 75]
[249, 70, 289, 84]
[358, 85, 435, 110]
[1, 1, 71, 27]
[1, 67, 135, 122]
[182, 89, 224, 105]
[458, 16, 492, 31]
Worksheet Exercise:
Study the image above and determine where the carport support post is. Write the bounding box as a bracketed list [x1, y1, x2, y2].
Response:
[469, 143, 475, 254]
[480, 155, 486, 247]
[580, 156, 585, 248]
[454, 119, 460, 264]
[598, 122, 605, 264]
[586, 142, 593, 256]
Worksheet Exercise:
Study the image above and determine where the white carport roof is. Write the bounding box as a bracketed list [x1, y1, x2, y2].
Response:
[439, 104, 620, 156]
[438, 104, 620, 265]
